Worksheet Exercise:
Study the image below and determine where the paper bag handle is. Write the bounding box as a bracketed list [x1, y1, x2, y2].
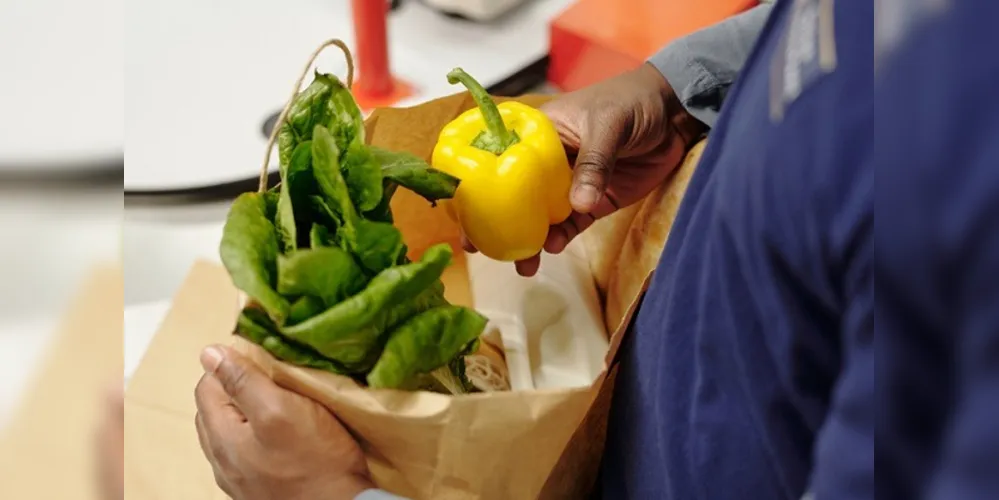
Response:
[237, 39, 357, 316]
[257, 39, 356, 193]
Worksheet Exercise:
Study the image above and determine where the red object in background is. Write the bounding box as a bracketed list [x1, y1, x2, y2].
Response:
[351, 0, 412, 110]
[549, 0, 759, 91]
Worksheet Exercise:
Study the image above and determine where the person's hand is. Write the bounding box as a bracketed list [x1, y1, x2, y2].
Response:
[463, 63, 706, 276]
[97, 382, 124, 500]
[194, 345, 373, 500]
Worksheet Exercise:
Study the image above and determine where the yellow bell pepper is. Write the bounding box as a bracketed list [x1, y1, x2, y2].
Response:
[431, 68, 572, 262]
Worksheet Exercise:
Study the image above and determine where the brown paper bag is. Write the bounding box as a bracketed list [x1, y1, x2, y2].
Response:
[583, 140, 706, 332]
[125, 94, 707, 500]
[235, 95, 707, 500]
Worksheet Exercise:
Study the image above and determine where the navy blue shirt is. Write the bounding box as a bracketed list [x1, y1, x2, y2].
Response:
[600, 2, 873, 499]
[877, 2, 999, 499]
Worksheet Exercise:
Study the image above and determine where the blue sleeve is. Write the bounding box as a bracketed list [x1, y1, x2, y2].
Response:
[355, 489, 409, 500]
[647, 3, 773, 127]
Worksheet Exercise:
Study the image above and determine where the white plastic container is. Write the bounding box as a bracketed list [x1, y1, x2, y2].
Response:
[467, 240, 608, 391]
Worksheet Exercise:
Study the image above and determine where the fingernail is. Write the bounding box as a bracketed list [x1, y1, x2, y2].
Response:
[572, 185, 600, 211]
[200, 346, 224, 373]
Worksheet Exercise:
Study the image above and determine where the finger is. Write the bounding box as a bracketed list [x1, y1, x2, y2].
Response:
[515, 254, 541, 277]
[200, 345, 284, 423]
[460, 233, 478, 253]
[589, 189, 623, 220]
[539, 101, 581, 153]
[547, 193, 621, 253]
[555, 212, 598, 249]
[194, 373, 248, 462]
[195, 371, 245, 424]
[571, 117, 626, 214]
[195, 413, 234, 497]
[195, 412, 214, 462]
[194, 378, 247, 493]
[543, 225, 571, 254]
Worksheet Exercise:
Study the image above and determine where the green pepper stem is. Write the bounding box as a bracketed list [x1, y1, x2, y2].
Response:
[447, 68, 515, 153]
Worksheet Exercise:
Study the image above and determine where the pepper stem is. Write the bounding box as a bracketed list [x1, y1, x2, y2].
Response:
[447, 68, 517, 154]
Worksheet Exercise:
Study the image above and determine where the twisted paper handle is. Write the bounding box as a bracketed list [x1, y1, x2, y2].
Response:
[258, 39, 355, 193]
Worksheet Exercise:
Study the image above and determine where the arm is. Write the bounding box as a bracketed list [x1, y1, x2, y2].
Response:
[648, 3, 774, 127]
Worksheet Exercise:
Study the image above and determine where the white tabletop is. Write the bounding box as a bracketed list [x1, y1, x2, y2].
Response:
[123, 0, 572, 192]
[0, 0, 123, 169]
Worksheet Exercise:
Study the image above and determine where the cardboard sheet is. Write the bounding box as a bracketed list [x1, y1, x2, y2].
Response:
[0, 265, 124, 500]
[124, 261, 237, 500]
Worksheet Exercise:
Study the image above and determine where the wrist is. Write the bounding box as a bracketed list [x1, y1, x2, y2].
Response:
[636, 62, 673, 104]
[639, 62, 707, 150]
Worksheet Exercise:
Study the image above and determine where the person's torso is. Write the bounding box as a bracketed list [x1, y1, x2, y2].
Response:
[599, 2, 872, 498]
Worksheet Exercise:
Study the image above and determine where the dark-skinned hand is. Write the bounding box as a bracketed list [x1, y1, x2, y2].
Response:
[194, 345, 374, 500]
[463, 63, 706, 276]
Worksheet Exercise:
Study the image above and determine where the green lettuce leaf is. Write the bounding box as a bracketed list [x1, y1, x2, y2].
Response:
[309, 196, 341, 233]
[225, 70, 487, 392]
[309, 223, 335, 248]
[366, 305, 487, 390]
[287, 296, 326, 325]
[363, 181, 397, 223]
[340, 136, 383, 212]
[277, 246, 367, 307]
[276, 74, 362, 160]
[277, 76, 333, 168]
[237, 307, 348, 374]
[311, 125, 358, 225]
[275, 140, 317, 251]
[276, 73, 380, 209]
[219, 192, 290, 324]
[312, 125, 403, 274]
[370, 146, 460, 204]
[280, 244, 453, 369]
[353, 219, 406, 275]
[324, 74, 366, 149]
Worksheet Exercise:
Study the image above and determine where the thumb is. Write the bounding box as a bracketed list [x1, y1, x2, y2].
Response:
[571, 118, 626, 213]
[200, 345, 279, 420]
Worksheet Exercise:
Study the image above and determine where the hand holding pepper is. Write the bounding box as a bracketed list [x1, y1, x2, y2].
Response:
[442, 64, 707, 276]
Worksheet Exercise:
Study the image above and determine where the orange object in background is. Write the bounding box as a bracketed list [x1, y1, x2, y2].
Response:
[549, 0, 759, 91]
[351, 0, 413, 111]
